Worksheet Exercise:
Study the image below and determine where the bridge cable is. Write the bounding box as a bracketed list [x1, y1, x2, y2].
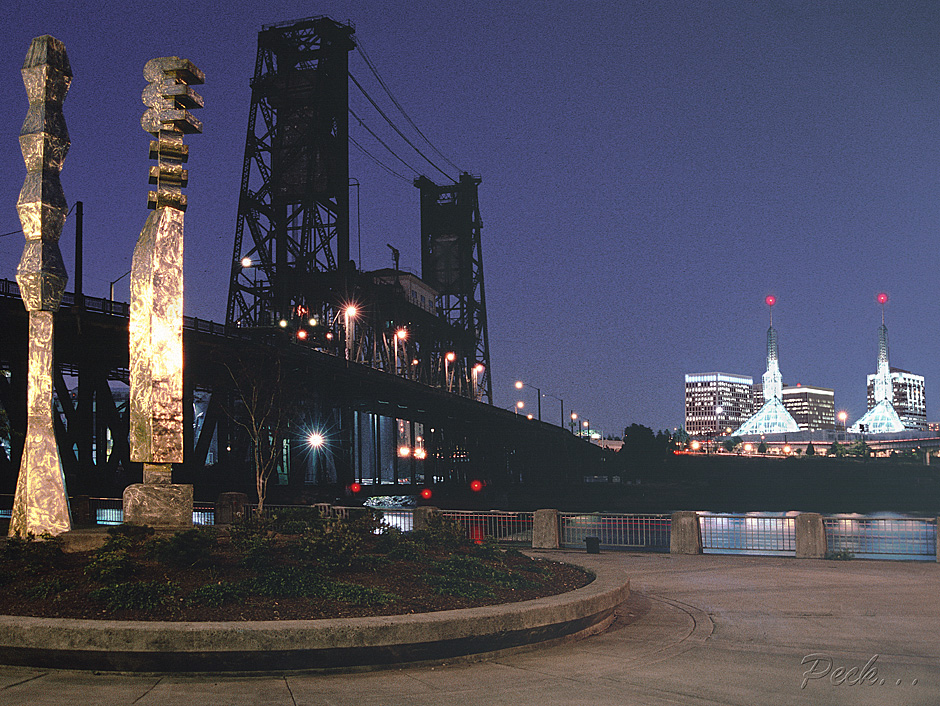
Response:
[349, 106, 424, 178]
[349, 135, 412, 183]
[354, 40, 464, 176]
[348, 71, 456, 183]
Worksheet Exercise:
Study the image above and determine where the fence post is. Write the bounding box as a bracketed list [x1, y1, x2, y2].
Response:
[795, 513, 827, 559]
[670, 511, 702, 554]
[532, 509, 560, 549]
[413, 506, 438, 531]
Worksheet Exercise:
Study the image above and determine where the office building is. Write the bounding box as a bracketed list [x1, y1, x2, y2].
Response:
[867, 368, 926, 431]
[782, 384, 835, 431]
[685, 372, 753, 437]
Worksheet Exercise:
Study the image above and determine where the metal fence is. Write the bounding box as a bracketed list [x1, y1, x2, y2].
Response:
[824, 516, 936, 560]
[561, 513, 671, 551]
[699, 514, 796, 556]
[439, 510, 534, 544]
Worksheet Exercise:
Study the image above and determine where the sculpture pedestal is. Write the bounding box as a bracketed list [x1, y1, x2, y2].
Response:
[123, 483, 193, 530]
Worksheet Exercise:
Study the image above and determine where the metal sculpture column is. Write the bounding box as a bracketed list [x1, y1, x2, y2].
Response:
[123, 57, 203, 528]
[10, 36, 73, 537]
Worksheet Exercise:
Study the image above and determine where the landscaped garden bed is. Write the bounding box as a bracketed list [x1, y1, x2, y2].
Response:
[0, 511, 592, 622]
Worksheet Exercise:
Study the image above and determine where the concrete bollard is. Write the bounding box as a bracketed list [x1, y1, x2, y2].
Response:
[670, 511, 703, 554]
[795, 513, 827, 559]
[937, 517, 939, 563]
[532, 509, 561, 549]
[413, 506, 438, 531]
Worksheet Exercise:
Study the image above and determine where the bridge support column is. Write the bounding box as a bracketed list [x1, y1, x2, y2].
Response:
[532, 509, 560, 549]
[795, 512, 827, 559]
[670, 511, 702, 555]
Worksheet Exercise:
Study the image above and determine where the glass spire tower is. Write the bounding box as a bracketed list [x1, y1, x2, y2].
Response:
[848, 293, 904, 434]
[733, 297, 800, 435]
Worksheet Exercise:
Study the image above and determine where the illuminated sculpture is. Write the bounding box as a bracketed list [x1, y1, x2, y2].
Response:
[733, 296, 800, 436]
[848, 293, 904, 434]
[10, 36, 73, 537]
[123, 57, 204, 527]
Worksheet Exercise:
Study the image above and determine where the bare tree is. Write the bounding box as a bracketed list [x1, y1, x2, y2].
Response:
[222, 351, 292, 515]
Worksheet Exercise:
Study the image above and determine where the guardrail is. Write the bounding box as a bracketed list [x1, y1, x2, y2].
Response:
[824, 516, 936, 559]
[699, 514, 796, 556]
[440, 510, 534, 544]
[561, 513, 671, 551]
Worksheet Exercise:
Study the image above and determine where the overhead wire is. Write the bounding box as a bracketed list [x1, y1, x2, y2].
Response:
[349, 106, 423, 178]
[354, 39, 463, 176]
[349, 135, 411, 183]
[348, 70, 456, 184]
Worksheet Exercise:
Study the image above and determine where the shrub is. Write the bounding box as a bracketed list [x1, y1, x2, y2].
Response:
[825, 549, 854, 561]
[470, 536, 504, 560]
[325, 581, 399, 605]
[413, 513, 465, 549]
[107, 524, 155, 544]
[23, 577, 71, 599]
[429, 554, 535, 590]
[237, 535, 280, 572]
[271, 507, 324, 534]
[249, 566, 324, 598]
[3, 533, 63, 574]
[292, 521, 362, 570]
[148, 528, 218, 568]
[85, 548, 136, 583]
[89, 581, 178, 611]
[184, 581, 244, 608]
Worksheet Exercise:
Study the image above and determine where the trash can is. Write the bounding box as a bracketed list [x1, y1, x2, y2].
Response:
[585, 536, 600, 554]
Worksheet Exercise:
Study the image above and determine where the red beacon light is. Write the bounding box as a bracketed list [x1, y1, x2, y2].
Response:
[765, 295, 776, 307]
[470, 479, 483, 492]
[420, 488, 433, 500]
[877, 292, 888, 304]
[350, 482, 362, 494]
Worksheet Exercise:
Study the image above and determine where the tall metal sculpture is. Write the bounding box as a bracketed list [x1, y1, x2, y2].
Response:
[416, 173, 493, 403]
[10, 36, 72, 537]
[124, 57, 203, 527]
[226, 17, 355, 330]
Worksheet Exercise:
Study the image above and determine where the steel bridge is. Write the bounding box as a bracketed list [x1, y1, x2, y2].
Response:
[0, 17, 609, 506]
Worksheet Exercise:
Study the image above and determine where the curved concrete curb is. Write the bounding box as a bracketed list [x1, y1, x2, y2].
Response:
[0, 561, 628, 673]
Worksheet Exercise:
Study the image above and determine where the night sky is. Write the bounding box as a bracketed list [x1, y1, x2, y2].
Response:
[2, 1, 940, 436]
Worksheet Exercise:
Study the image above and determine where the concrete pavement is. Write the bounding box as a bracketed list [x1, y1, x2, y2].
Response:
[0, 551, 937, 705]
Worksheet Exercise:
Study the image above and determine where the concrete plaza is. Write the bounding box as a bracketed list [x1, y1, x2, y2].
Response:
[0, 551, 937, 705]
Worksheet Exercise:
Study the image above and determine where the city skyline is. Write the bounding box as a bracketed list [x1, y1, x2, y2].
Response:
[2, 1, 940, 435]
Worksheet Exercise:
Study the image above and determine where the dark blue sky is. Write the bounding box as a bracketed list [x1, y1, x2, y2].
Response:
[2, 1, 940, 435]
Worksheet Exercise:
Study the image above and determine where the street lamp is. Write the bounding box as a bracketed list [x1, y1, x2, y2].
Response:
[344, 305, 357, 361]
[515, 380, 541, 421]
[570, 411, 578, 434]
[541, 391, 565, 428]
[394, 328, 407, 375]
[838, 410, 848, 432]
[109, 269, 131, 302]
[445, 351, 456, 392]
[472, 364, 485, 401]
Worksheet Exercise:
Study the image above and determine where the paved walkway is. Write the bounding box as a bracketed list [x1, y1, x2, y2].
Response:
[0, 552, 937, 705]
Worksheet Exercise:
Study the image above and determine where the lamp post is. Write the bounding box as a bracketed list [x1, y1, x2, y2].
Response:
[838, 410, 848, 433]
[394, 328, 407, 375]
[344, 305, 357, 361]
[570, 411, 578, 434]
[472, 364, 485, 401]
[444, 351, 456, 392]
[515, 380, 541, 421]
[542, 391, 564, 427]
[109, 269, 131, 302]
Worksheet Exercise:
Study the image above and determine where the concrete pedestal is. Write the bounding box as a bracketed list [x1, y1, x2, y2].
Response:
[533, 509, 561, 549]
[123, 483, 193, 530]
[795, 512, 827, 558]
[215, 492, 249, 525]
[670, 511, 703, 554]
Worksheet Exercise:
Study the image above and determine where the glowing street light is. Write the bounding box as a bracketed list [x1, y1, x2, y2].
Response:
[445, 351, 456, 392]
[344, 305, 358, 361]
[308, 432, 325, 448]
[516, 400, 524, 414]
[398, 445, 411, 457]
[240, 256, 253, 268]
[515, 380, 541, 421]
[472, 364, 485, 401]
[838, 410, 848, 432]
[394, 328, 407, 375]
[570, 411, 578, 434]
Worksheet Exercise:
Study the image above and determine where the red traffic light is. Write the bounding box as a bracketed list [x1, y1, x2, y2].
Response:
[470, 479, 483, 492]
[350, 482, 361, 494]
[420, 488, 433, 500]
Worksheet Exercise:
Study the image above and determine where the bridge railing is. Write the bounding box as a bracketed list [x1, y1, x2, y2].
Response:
[439, 510, 534, 545]
[823, 516, 936, 559]
[560, 512, 671, 551]
[699, 513, 796, 556]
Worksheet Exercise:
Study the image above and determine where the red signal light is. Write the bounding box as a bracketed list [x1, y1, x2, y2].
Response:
[765, 295, 776, 307]
[470, 480, 483, 492]
[877, 292, 888, 304]
[420, 488, 433, 500]
[350, 482, 361, 494]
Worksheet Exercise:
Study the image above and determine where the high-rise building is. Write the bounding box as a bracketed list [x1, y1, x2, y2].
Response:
[685, 373, 753, 437]
[782, 384, 835, 431]
[867, 368, 926, 430]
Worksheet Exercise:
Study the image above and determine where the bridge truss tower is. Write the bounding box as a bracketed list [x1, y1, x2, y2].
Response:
[416, 174, 493, 404]
[226, 17, 356, 329]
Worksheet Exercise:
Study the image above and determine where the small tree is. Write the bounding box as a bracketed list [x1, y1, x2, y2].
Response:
[827, 441, 847, 457]
[757, 440, 768, 454]
[805, 442, 816, 456]
[223, 350, 297, 515]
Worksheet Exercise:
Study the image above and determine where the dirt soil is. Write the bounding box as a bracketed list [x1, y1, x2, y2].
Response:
[0, 531, 593, 622]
